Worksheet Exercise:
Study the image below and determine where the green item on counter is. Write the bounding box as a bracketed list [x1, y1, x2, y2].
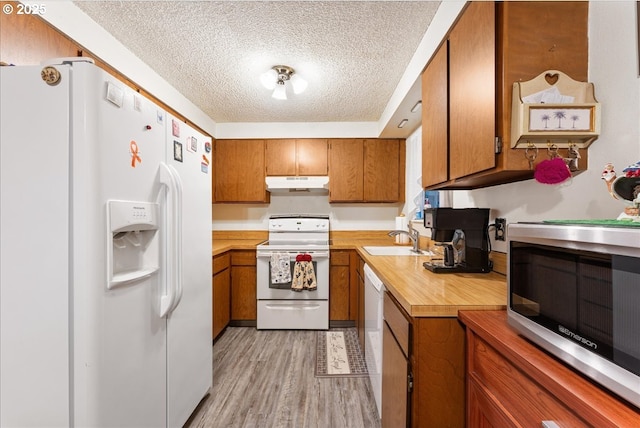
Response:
[543, 219, 640, 228]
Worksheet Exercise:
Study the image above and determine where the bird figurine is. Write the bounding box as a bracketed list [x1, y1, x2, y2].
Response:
[602, 161, 640, 220]
[601, 162, 617, 199]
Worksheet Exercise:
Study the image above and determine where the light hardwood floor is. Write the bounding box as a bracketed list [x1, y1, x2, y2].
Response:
[185, 327, 381, 428]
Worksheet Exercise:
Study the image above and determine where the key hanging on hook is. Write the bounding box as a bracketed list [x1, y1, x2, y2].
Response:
[525, 141, 538, 170]
[547, 142, 560, 159]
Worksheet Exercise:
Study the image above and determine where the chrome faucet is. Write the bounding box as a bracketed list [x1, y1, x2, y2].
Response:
[388, 223, 421, 253]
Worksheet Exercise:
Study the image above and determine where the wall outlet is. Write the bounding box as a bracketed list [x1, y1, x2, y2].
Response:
[495, 218, 506, 241]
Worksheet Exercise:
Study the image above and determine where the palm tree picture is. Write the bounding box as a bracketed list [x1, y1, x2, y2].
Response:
[541, 114, 551, 128]
[553, 110, 567, 128]
[571, 115, 580, 128]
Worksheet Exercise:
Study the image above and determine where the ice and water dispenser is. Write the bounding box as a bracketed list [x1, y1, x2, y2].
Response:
[107, 200, 159, 289]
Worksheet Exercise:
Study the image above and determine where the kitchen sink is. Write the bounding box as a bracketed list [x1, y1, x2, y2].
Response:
[363, 246, 431, 256]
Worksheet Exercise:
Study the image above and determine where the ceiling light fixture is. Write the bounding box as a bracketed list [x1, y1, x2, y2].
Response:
[397, 119, 408, 128]
[260, 65, 307, 100]
[411, 101, 422, 113]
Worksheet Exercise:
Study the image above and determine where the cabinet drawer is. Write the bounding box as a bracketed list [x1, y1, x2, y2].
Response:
[330, 250, 350, 266]
[213, 252, 230, 275]
[231, 250, 256, 266]
[383, 292, 410, 357]
[470, 334, 588, 426]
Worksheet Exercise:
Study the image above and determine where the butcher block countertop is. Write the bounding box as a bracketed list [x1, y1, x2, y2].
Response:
[212, 231, 267, 256]
[357, 251, 506, 317]
[212, 238, 265, 255]
[212, 231, 507, 318]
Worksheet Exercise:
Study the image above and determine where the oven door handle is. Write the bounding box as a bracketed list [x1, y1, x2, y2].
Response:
[257, 251, 329, 259]
[264, 303, 323, 311]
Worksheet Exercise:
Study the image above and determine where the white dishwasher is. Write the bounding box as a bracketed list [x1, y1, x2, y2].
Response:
[364, 263, 385, 418]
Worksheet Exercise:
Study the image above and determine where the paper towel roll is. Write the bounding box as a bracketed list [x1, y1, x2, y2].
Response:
[395, 216, 409, 244]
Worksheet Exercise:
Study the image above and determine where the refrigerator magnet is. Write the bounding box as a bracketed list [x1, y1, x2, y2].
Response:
[201, 155, 210, 174]
[187, 136, 197, 153]
[172, 119, 180, 137]
[204, 141, 211, 153]
[130, 140, 142, 168]
[173, 140, 183, 162]
[106, 82, 124, 107]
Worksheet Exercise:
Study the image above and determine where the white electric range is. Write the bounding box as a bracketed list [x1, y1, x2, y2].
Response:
[256, 215, 330, 330]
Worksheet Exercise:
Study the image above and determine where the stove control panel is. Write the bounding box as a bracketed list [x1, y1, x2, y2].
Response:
[268, 216, 329, 233]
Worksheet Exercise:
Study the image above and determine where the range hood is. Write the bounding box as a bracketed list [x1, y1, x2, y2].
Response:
[265, 176, 329, 193]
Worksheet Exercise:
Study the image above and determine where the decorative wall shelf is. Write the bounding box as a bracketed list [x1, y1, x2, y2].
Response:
[511, 70, 600, 149]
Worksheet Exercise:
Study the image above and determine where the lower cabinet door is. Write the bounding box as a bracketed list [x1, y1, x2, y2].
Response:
[382, 322, 410, 428]
[212, 267, 230, 339]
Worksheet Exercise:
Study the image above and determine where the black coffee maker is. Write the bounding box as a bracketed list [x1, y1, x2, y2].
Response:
[423, 208, 491, 273]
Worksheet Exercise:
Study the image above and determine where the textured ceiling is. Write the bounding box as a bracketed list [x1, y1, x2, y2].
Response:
[73, 1, 440, 125]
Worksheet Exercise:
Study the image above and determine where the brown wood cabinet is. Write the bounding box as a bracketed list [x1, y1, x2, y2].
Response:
[265, 139, 328, 176]
[382, 291, 467, 427]
[329, 250, 351, 321]
[460, 310, 640, 427]
[212, 252, 231, 340]
[328, 139, 364, 202]
[422, 1, 589, 190]
[0, 4, 79, 65]
[420, 42, 449, 188]
[214, 138, 404, 204]
[329, 139, 405, 202]
[230, 250, 257, 321]
[448, 1, 496, 181]
[328, 249, 361, 327]
[213, 139, 269, 203]
[382, 292, 412, 428]
[364, 139, 403, 202]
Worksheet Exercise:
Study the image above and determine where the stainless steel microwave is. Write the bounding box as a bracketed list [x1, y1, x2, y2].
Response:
[507, 222, 640, 408]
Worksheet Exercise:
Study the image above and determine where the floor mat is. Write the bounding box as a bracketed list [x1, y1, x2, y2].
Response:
[315, 328, 368, 378]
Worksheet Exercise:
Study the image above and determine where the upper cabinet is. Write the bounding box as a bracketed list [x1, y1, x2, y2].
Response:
[448, 2, 496, 181]
[213, 138, 405, 203]
[266, 139, 328, 176]
[421, 43, 449, 187]
[422, 1, 589, 190]
[329, 139, 405, 203]
[364, 139, 405, 202]
[328, 139, 364, 202]
[213, 139, 269, 203]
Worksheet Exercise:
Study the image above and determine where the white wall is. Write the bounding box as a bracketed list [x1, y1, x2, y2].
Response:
[453, 1, 640, 252]
[211, 197, 402, 231]
[404, 127, 424, 219]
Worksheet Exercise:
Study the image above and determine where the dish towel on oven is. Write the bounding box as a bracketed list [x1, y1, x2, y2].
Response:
[270, 252, 291, 284]
[292, 254, 317, 291]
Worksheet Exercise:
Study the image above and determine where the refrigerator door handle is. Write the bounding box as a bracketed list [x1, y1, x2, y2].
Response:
[158, 162, 184, 317]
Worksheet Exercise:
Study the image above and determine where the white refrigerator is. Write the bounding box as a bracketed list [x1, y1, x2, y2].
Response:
[0, 58, 212, 427]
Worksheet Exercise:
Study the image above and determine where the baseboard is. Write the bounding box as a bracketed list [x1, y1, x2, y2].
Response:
[229, 320, 257, 327]
[329, 320, 356, 328]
